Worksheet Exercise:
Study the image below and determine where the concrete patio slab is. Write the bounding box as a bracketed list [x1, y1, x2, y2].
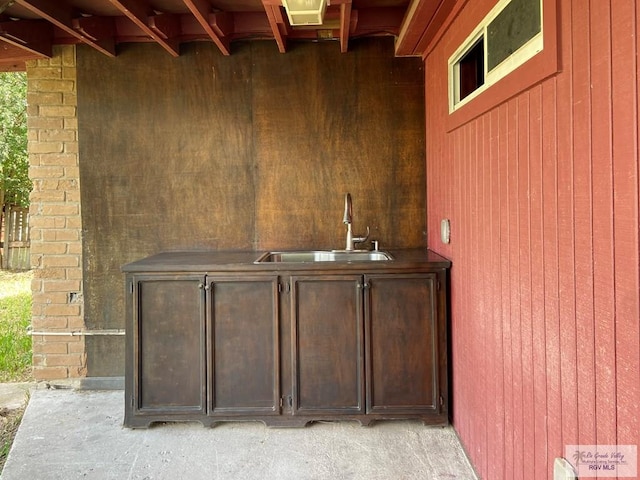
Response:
[1, 389, 478, 480]
[0, 383, 33, 411]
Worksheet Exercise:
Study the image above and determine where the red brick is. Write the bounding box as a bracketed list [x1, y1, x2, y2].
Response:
[38, 152, 77, 164]
[33, 343, 68, 354]
[27, 67, 62, 79]
[29, 165, 64, 178]
[46, 354, 82, 367]
[41, 204, 79, 216]
[66, 317, 85, 329]
[30, 79, 74, 93]
[68, 365, 88, 378]
[29, 190, 66, 202]
[27, 117, 63, 130]
[54, 230, 80, 241]
[42, 280, 81, 292]
[43, 304, 80, 317]
[29, 141, 64, 154]
[39, 105, 76, 118]
[32, 292, 68, 304]
[38, 129, 76, 142]
[33, 317, 68, 328]
[30, 243, 68, 255]
[33, 366, 68, 380]
[33, 268, 66, 280]
[67, 341, 85, 354]
[28, 92, 63, 105]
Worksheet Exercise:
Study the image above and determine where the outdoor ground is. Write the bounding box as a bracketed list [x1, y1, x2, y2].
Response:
[0, 269, 33, 473]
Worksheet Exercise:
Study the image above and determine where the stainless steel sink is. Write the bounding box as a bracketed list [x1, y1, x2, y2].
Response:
[254, 250, 394, 263]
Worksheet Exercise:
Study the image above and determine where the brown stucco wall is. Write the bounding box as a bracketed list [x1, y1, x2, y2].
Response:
[28, 38, 425, 379]
[77, 38, 426, 377]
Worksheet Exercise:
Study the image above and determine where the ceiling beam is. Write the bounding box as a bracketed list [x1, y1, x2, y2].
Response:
[148, 13, 180, 40]
[210, 12, 233, 39]
[0, 40, 41, 71]
[395, 0, 456, 57]
[108, 0, 180, 57]
[0, 19, 51, 57]
[413, 0, 459, 56]
[15, 0, 116, 57]
[182, 0, 230, 56]
[261, 1, 287, 53]
[72, 16, 115, 43]
[338, 1, 352, 53]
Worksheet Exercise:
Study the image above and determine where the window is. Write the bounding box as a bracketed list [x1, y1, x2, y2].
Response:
[449, 0, 543, 112]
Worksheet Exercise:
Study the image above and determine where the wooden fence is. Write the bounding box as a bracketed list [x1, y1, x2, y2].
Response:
[1, 206, 30, 270]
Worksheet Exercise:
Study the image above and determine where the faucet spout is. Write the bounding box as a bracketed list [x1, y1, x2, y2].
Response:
[341, 193, 369, 251]
[343, 193, 352, 225]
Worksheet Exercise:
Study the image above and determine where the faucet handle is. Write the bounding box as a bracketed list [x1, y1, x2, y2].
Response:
[353, 226, 370, 245]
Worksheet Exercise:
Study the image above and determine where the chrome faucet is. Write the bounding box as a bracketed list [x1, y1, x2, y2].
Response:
[343, 193, 370, 251]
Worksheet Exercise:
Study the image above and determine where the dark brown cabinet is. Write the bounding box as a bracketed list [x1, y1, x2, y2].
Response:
[291, 275, 365, 415]
[206, 276, 280, 416]
[125, 274, 206, 427]
[123, 250, 450, 428]
[366, 274, 441, 415]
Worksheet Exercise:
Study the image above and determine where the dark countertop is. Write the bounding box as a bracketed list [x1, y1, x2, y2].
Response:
[122, 248, 451, 273]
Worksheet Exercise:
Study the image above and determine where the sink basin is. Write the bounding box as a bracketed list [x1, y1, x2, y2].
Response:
[254, 250, 394, 263]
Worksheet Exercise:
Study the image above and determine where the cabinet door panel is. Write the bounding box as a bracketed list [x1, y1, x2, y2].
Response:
[366, 274, 438, 413]
[208, 276, 279, 415]
[135, 275, 205, 413]
[292, 275, 364, 414]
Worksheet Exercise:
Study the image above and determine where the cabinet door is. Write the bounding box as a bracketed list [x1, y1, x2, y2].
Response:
[291, 275, 364, 415]
[207, 276, 280, 415]
[132, 274, 206, 414]
[366, 274, 439, 414]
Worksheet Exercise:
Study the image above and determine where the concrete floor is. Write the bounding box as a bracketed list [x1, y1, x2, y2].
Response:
[2, 389, 478, 480]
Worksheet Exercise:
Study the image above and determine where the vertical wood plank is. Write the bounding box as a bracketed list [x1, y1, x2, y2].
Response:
[589, 0, 617, 447]
[542, 78, 562, 477]
[570, 0, 597, 448]
[517, 92, 534, 480]
[556, 0, 578, 454]
[489, 106, 505, 480]
[528, 84, 548, 480]
[611, 0, 640, 451]
[499, 100, 514, 480]
[479, 114, 488, 478]
[507, 97, 523, 480]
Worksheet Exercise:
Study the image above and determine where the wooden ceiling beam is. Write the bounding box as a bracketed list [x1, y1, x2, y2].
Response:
[261, 1, 287, 53]
[15, 0, 116, 57]
[395, 0, 454, 57]
[210, 12, 232, 39]
[148, 13, 180, 40]
[182, 0, 230, 56]
[72, 16, 115, 42]
[413, 0, 459, 56]
[108, 0, 180, 57]
[339, 1, 352, 53]
[0, 40, 41, 71]
[351, 7, 403, 36]
[0, 19, 52, 57]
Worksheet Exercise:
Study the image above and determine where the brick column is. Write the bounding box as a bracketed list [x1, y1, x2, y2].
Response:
[26, 45, 86, 381]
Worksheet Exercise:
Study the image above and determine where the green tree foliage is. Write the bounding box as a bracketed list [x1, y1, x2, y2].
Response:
[0, 72, 29, 208]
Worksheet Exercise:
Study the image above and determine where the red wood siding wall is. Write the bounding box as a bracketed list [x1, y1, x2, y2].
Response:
[424, 1, 640, 478]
